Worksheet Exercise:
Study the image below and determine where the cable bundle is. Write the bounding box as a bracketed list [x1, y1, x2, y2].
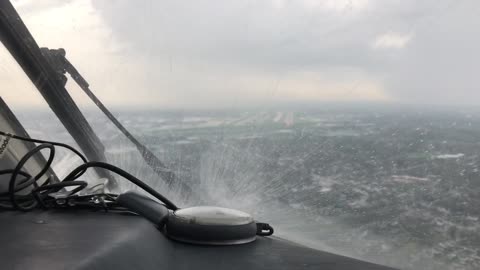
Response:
[0, 131, 178, 211]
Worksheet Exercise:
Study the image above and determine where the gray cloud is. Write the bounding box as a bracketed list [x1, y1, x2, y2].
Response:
[90, 0, 480, 107]
[4, 0, 480, 108]
[384, 1, 480, 105]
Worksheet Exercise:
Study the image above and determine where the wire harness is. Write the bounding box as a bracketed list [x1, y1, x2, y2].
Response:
[0, 130, 178, 211]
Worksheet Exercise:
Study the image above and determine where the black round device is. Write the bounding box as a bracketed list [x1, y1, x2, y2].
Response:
[117, 192, 272, 246]
[165, 206, 258, 245]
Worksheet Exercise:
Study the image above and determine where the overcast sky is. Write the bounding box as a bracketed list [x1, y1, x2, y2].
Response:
[1, 0, 479, 109]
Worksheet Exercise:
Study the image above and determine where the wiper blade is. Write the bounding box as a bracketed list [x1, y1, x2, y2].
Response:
[41, 48, 194, 198]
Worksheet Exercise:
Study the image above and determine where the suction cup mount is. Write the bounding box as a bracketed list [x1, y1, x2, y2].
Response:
[117, 192, 273, 246]
[166, 206, 258, 245]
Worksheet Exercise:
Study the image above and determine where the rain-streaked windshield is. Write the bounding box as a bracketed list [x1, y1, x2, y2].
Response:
[2, 1, 480, 269]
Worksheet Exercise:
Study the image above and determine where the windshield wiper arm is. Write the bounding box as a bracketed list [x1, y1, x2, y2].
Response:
[0, 1, 115, 189]
[41, 48, 193, 197]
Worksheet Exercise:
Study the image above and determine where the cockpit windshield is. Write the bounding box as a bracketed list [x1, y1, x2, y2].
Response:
[2, 1, 480, 269]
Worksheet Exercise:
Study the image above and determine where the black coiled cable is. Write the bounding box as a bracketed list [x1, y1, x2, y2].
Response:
[0, 131, 178, 211]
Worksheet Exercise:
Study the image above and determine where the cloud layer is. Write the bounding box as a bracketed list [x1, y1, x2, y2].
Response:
[2, 0, 479, 109]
